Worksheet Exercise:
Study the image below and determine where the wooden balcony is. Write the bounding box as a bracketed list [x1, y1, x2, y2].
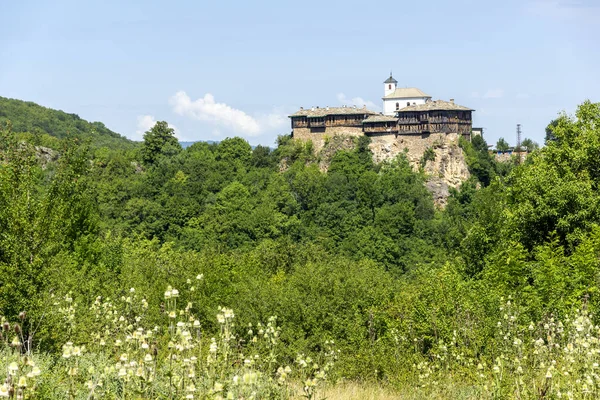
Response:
[397, 125, 424, 134]
[308, 120, 325, 128]
[292, 121, 308, 128]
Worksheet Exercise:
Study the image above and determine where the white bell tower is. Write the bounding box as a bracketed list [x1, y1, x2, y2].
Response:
[384, 73, 397, 97]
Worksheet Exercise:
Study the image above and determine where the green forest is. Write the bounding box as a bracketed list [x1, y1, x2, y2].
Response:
[1, 97, 600, 399]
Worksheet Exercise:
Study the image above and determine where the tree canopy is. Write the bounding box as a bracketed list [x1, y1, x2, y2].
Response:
[495, 137, 510, 152]
[0, 96, 135, 150]
[141, 121, 182, 165]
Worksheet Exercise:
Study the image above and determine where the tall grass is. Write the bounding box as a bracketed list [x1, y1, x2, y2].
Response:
[0, 278, 336, 399]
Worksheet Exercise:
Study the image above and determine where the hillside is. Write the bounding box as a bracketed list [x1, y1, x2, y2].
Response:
[0, 96, 135, 150]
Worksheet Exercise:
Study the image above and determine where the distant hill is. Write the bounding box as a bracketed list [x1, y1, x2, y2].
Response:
[180, 141, 271, 150]
[179, 141, 218, 149]
[0, 96, 135, 150]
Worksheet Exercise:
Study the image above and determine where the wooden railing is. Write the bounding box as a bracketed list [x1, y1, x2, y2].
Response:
[364, 126, 398, 133]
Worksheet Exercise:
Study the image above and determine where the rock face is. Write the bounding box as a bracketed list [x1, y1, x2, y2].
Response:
[289, 132, 471, 207]
[318, 135, 356, 171]
[35, 146, 59, 169]
[422, 139, 471, 186]
[425, 179, 451, 207]
[422, 143, 470, 207]
[369, 132, 470, 207]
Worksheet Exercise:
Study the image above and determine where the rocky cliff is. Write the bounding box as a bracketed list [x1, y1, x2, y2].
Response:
[369, 132, 470, 207]
[289, 132, 471, 207]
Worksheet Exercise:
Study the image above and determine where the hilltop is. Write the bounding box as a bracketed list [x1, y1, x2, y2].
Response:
[0, 96, 135, 150]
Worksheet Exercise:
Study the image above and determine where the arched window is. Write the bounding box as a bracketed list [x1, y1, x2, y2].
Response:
[407, 102, 411, 106]
[396, 102, 399, 110]
[388, 84, 392, 90]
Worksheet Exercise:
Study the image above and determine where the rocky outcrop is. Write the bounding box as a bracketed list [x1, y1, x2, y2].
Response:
[425, 179, 451, 207]
[369, 132, 470, 207]
[318, 135, 356, 171]
[422, 140, 470, 188]
[286, 132, 471, 207]
[421, 142, 470, 207]
[31, 146, 59, 169]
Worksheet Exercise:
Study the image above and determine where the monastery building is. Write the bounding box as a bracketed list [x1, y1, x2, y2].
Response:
[290, 74, 475, 145]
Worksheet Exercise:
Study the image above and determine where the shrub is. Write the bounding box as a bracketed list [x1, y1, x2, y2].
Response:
[0, 278, 336, 399]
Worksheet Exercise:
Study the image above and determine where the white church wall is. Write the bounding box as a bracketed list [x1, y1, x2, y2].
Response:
[383, 97, 428, 116]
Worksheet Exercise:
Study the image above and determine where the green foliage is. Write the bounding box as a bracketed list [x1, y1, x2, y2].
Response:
[216, 137, 253, 166]
[459, 136, 497, 186]
[495, 137, 510, 152]
[420, 146, 436, 168]
[0, 96, 134, 150]
[545, 115, 567, 144]
[251, 144, 275, 168]
[4, 98, 600, 394]
[0, 124, 99, 317]
[520, 137, 539, 152]
[501, 102, 600, 252]
[0, 279, 336, 399]
[140, 121, 181, 166]
[392, 298, 600, 399]
[273, 135, 315, 166]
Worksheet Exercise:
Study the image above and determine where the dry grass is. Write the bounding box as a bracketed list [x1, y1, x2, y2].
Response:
[318, 382, 401, 400]
[302, 381, 480, 400]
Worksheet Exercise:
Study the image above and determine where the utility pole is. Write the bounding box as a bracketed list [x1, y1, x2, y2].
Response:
[516, 124, 522, 164]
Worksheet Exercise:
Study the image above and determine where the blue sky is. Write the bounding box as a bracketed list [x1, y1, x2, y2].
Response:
[1, 0, 598, 147]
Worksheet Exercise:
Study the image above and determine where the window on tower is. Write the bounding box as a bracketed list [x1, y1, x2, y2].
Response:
[396, 102, 399, 110]
[407, 102, 411, 106]
[388, 84, 391, 90]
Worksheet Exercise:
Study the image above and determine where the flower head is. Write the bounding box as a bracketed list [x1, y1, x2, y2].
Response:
[8, 362, 18, 375]
[17, 377, 27, 388]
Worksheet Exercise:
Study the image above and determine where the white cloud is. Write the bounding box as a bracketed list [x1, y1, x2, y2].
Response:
[483, 89, 505, 99]
[169, 91, 286, 137]
[256, 109, 288, 131]
[336, 93, 380, 111]
[135, 115, 180, 140]
[470, 91, 481, 98]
